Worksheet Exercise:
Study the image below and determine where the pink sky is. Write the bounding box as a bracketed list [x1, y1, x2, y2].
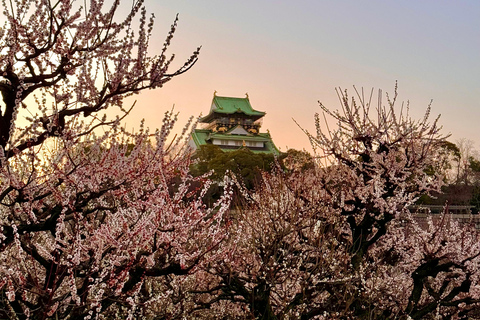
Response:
[122, 1, 480, 153]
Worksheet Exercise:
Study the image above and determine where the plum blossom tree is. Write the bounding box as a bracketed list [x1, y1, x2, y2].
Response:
[366, 210, 480, 319]
[0, 115, 233, 319]
[0, 0, 233, 318]
[203, 168, 354, 319]
[0, 0, 200, 161]
[309, 85, 448, 270]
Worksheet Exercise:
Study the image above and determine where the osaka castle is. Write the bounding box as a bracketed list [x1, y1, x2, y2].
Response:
[189, 93, 280, 155]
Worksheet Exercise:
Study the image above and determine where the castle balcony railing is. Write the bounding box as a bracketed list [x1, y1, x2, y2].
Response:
[202, 118, 263, 133]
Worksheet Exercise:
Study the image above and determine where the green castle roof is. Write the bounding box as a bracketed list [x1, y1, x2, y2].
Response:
[190, 129, 280, 155]
[200, 95, 265, 123]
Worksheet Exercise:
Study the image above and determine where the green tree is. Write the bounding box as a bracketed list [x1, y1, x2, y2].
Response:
[283, 148, 315, 172]
[191, 144, 279, 189]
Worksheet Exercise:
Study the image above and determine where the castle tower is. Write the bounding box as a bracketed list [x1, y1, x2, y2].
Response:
[189, 93, 280, 155]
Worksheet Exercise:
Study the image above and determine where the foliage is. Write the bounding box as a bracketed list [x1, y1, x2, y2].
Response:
[282, 148, 315, 173]
[451, 139, 480, 186]
[418, 139, 480, 209]
[190, 144, 278, 190]
[424, 140, 460, 178]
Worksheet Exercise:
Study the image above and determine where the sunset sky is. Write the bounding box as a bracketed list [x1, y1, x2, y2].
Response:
[125, 1, 480, 152]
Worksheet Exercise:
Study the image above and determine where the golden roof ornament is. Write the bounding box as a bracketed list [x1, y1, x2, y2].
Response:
[245, 92, 249, 99]
[213, 90, 217, 97]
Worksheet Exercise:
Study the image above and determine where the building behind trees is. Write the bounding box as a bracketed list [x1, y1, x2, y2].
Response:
[189, 93, 280, 155]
